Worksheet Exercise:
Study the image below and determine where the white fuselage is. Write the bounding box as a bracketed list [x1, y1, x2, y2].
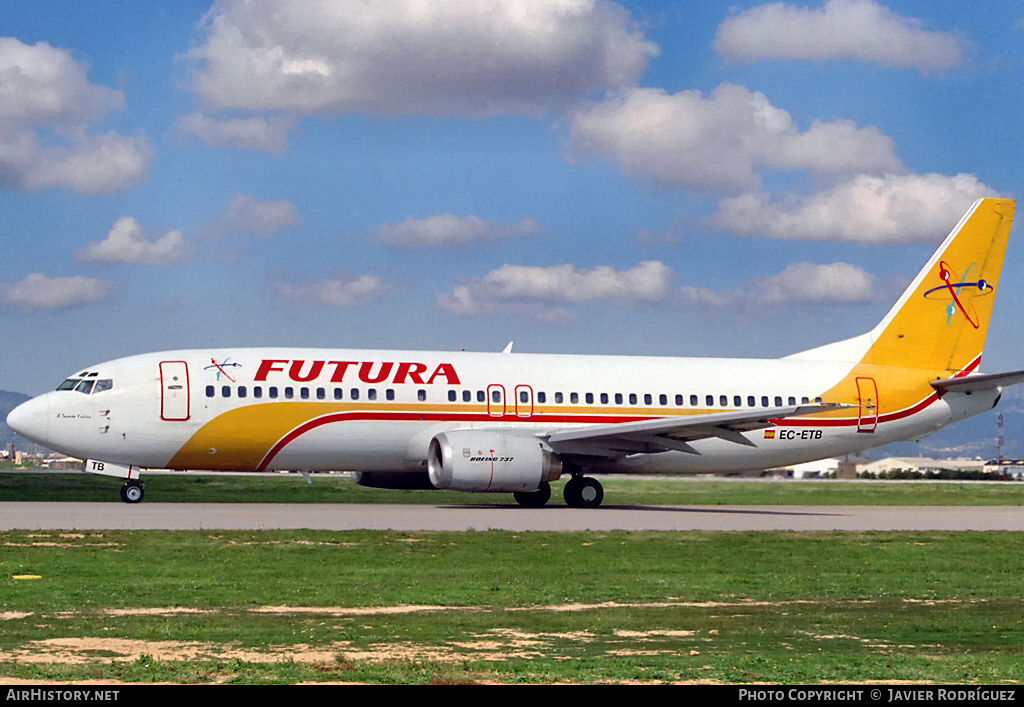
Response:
[6, 347, 996, 476]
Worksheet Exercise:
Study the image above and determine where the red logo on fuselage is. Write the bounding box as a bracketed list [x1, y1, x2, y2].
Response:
[254, 359, 460, 385]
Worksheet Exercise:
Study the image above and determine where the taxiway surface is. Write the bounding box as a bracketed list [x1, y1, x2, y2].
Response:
[1, 502, 1021, 531]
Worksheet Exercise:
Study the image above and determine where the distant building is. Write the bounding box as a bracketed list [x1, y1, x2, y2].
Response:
[859, 457, 985, 475]
[983, 459, 1024, 480]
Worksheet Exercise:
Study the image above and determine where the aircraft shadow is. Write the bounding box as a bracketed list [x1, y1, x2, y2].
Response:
[437, 503, 838, 516]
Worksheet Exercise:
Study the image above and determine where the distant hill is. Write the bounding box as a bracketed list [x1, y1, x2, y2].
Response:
[0, 390, 31, 449]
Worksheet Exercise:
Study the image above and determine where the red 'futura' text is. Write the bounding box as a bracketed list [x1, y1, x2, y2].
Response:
[254, 360, 460, 385]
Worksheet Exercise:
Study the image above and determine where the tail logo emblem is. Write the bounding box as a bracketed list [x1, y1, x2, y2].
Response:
[923, 261, 993, 329]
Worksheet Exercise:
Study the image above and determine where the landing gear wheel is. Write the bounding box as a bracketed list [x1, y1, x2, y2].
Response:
[120, 480, 144, 504]
[563, 476, 603, 508]
[513, 482, 551, 508]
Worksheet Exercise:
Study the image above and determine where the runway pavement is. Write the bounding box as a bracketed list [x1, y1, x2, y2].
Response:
[1, 502, 1022, 531]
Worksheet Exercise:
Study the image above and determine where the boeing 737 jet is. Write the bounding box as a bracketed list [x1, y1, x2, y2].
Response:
[7, 199, 1022, 507]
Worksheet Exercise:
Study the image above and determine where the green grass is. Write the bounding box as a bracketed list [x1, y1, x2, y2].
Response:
[2, 471, 1024, 504]
[1, 529, 1022, 683]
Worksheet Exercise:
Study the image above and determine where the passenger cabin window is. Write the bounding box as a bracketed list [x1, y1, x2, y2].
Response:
[418, 390, 427, 401]
[537, 392, 546, 403]
[368, 389, 377, 401]
[206, 385, 215, 398]
[269, 387, 278, 399]
[555, 392, 563, 403]
[570, 392, 579, 404]
[238, 386, 247, 398]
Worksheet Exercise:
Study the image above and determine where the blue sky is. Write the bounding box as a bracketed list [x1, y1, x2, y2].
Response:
[2, 0, 1023, 396]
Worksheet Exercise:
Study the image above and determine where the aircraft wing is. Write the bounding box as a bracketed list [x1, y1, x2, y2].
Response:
[543, 403, 845, 458]
[931, 369, 1024, 395]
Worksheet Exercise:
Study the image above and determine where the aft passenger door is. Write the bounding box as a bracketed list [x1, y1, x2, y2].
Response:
[160, 361, 190, 421]
[856, 377, 878, 433]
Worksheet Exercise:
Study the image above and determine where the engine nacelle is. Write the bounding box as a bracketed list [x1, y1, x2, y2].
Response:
[427, 430, 562, 492]
[349, 471, 435, 490]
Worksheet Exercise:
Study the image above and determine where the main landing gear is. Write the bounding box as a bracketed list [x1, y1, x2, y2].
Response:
[511, 476, 605, 508]
[563, 475, 603, 509]
[513, 481, 551, 508]
[120, 480, 145, 504]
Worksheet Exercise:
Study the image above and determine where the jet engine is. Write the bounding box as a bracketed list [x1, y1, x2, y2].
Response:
[427, 430, 562, 492]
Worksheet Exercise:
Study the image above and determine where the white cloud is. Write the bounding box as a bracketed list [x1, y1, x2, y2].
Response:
[0, 38, 152, 193]
[276, 274, 387, 308]
[75, 216, 188, 264]
[567, 84, 902, 193]
[711, 173, 999, 242]
[681, 262, 879, 310]
[185, 0, 656, 118]
[436, 261, 673, 321]
[376, 214, 542, 247]
[0, 272, 112, 309]
[177, 112, 295, 154]
[198, 194, 300, 239]
[714, 0, 964, 70]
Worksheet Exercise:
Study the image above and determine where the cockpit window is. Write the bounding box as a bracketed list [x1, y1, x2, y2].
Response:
[57, 378, 80, 391]
[74, 379, 95, 394]
[94, 379, 113, 393]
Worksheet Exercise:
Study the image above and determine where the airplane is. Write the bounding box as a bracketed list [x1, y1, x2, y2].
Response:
[7, 198, 1023, 507]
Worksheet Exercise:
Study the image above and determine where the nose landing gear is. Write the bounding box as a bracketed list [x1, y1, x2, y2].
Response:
[120, 480, 145, 504]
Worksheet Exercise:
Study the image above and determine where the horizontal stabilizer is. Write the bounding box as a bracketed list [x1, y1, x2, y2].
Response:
[930, 369, 1024, 394]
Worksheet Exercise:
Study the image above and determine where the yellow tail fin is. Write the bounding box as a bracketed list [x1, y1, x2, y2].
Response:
[863, 198, 1015, 373]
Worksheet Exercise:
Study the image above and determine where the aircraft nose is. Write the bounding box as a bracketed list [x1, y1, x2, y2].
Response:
[6, 395, 49, 446]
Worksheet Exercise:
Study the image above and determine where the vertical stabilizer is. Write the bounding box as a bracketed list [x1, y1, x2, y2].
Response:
[862, 198, 1014, 373]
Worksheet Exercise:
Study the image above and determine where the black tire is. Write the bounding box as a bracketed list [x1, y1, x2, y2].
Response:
[120, 481, 144, 504]
[564, 476, 603, 508]
[514, 482, 551, 508]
